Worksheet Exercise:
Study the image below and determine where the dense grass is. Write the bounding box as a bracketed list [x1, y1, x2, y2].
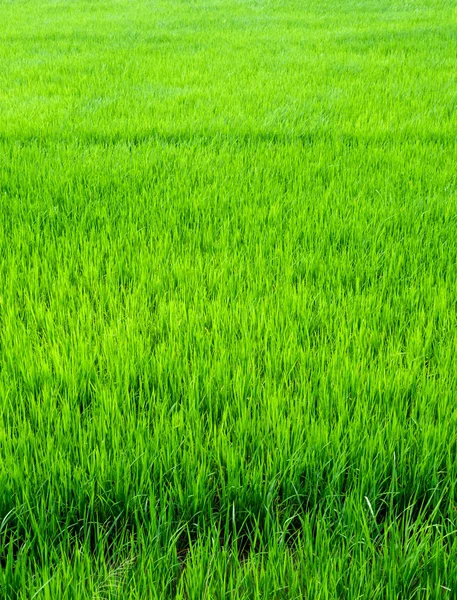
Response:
[1, 0, 457, 597]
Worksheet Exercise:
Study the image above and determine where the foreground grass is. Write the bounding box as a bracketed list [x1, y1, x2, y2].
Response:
[1, 0, 457, 597]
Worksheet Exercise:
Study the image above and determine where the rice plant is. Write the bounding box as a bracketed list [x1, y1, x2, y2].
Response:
[0, 0, 456, 597]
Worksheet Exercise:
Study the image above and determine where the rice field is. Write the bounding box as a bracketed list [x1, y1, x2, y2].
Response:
[1, 0, 457, 597]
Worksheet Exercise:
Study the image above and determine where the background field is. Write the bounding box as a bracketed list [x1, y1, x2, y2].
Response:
[1, 0, 457, 597]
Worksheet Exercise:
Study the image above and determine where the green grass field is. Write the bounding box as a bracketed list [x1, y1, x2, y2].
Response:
[1, 0, 457, 597]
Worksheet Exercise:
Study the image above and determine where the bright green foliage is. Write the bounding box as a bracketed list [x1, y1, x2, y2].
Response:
[1, 0, 457, 597]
